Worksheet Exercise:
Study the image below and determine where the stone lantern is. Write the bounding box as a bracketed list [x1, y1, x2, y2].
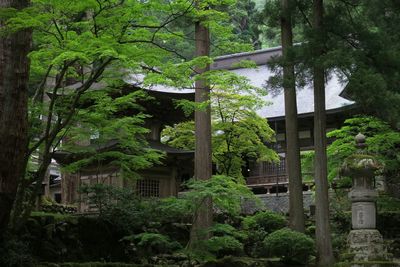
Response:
[341, 133, 389, 262]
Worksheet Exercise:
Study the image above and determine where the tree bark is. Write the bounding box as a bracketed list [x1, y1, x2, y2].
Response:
[0, 0, 31, 237]
[280, 0, 305, 233]
[189, 20, 213, 245]
[312, 0, 334, 265]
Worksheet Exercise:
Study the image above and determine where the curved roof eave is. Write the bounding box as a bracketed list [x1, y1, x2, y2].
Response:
[124, 46, 354, 118]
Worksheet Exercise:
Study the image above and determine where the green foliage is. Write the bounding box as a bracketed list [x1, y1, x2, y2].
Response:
[327, 116, 400, 191]
[335, 261, 398, 267]
[322, 1, 400, 123]
[209, 223, 247, 241]
[197, 223, 249, 259]
[79, 184, 161, 233]
[161, 121, 195, 150]
[183, 175, 262, 216]
[3, 0, 256, 228]
[205, 236, 244, 258]
[62, 89, 164, 178]
[377, 194, 400, 212]
[37, 263, 140, 267]
[122, 233, 182, 259]
[163, 71, 278, 177]
[241, 211, 287, 257]
[263, 228, 315, 265]
[21, 213, 128, 262]
[79, 177, 260, 250]
[227, 0, 262, 49]
[155, 197, 193, 224]
[0, 238, 34, 267]
[79, 177, 260, 260]
[242, 211, 286, 233]
[300, 151, 315, 182]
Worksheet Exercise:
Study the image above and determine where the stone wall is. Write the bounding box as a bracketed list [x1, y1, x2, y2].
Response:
[243, 192, 314, 214]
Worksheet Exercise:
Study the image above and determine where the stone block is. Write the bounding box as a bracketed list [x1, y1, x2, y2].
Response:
[348, 229, 389, 262]
[352, 202, 376, 229]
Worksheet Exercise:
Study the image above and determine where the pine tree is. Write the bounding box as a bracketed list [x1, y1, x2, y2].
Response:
[312, 0, 334, 265]
[190, 5, 213, 245]
[280, 0, 305, 233]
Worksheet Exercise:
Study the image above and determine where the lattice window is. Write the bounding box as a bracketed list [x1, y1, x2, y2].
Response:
[262, 158, 286, 176]
[136, 179, 160, 197]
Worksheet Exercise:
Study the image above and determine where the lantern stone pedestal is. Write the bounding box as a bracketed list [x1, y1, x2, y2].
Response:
[341, 133, 390, 263]
[347, 229, 387, 262]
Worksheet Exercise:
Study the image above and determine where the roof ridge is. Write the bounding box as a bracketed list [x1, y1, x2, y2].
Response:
[214, 46, 282, 62]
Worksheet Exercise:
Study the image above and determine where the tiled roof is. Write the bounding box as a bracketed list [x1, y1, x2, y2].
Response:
[231, 65, 354, 119]
[126, 46, 355, 119]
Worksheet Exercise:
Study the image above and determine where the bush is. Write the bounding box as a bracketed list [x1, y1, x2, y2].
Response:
[210, 223, 247, 241]
[205, 236, 244, 258]
[122, 233, 182, 259]
[242, 211, 286, 233]
[0, 238, 34, 267]
[263, 228, 315, 265]
[377, 195, 400, 212]
[37, 263, 141, 267]
[241, 211, 287, 257]
[24, 213, 127, 262]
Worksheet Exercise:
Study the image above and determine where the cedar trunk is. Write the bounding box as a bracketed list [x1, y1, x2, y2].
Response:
[0, 0, 31, 236]
[189, 21, 213, 245]
[280, 0, 305, 232]
[313, 0, 334, 265]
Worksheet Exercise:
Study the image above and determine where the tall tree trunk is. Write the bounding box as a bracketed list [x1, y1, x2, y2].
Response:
[313, 0, 334, 265]
[0, 0, 31, 237]
[189, 20, 213, 245]
[280, 0, 305, 233]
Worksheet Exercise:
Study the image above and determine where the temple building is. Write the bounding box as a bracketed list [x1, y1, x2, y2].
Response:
[52, 46, 356, 211]
[53, 87, 195, 212]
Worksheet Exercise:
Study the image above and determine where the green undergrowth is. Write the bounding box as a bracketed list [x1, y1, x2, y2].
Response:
[37, 257, 288, 267]
[200, 256, 285, 267]
[335, 261, 399, 267]
[377, 194, 400, 212]
[37, 263, 145, 267]
[30, 211, 78, 221]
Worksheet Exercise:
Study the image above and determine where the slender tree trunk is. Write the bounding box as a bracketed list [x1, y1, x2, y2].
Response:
[0, 0, 31, 238]
[10, 152, 52, 233]
[313, 0, 334, 265]
[280, 0, 305, 233]
[189, 19, 213, 246]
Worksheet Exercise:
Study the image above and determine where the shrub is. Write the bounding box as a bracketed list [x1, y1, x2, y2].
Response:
[155, 197, 192, 224]
[37, 263, 141, 267]
[241, 211, 287, 257]
[377, 194, 400, 212]
[305, 225, 316, 237]
[242, 211, 286, 233]
[0, 238, 34, 267]
[205, 236, 244, 258]
[263, 228, 315, 265]
[122, 233, 182, 259]
[24, 214, 127, 262]
[210, 223, 247, 241]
